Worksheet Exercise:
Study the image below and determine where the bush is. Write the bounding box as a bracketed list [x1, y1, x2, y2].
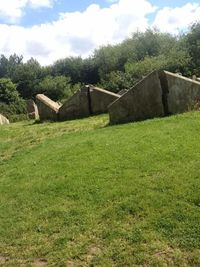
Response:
[0, 102, 27, 122]
[0, 78, 26, 121]
[99, 71, 135, 92]
[36, 75, 72, 101]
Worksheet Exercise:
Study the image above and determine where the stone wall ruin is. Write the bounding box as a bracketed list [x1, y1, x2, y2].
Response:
[36, 94, 61, 121]
[0, 114, 9, 125]
[109, 70, 200, 124]
[26, 99, 39, 120]
[59, 85, 120, 121]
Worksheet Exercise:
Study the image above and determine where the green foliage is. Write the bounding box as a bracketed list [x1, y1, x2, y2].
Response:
[99, 71, 134, 92]
[185, 22, 200, 75]
[81, 57, 99, 84]
[0, 25, 199, 100]
[125, 55, 166, 80]
[125, 41, 191, 81]
[94, 45, 120, 77]
[0, 78, 21, 104]
[0, 100, 25, 117]
[130, 29, 164, 60]
[0, 78, 26, 120]
[93, 43, 129, 80]
[164, 41, 191, 75]
[36, 75, 72, 101]
[0, 54, 23, 79]
[62, 82, 81, 101]
[52, 57, 99, 85]
[12, 58, 42, 99]
[96, 28, 193, 89]
[52, 57, 83, 84]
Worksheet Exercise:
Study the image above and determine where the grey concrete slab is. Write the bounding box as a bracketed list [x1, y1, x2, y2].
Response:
[26, 99, 39, 120]
[59, 86, 90, 121]
[59, 85, 120, 121]
[36, 94, 60, 121]
[0, 114, 9, 125]
[109, 71, 164, 124]
[89, 86, 120, 115]
[163, 71, 200, 114]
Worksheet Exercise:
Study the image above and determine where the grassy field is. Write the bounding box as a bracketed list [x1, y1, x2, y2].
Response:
[0, 113, 200, 266]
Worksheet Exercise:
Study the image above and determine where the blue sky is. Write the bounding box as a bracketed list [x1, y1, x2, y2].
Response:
[0, 0, 199, 65]
[12, 0, 198, 27]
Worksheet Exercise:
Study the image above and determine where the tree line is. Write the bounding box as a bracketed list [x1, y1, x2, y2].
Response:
[0, 22, 200, 120]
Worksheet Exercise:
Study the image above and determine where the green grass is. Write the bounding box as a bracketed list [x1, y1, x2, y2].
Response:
[0, 113, 200, 266]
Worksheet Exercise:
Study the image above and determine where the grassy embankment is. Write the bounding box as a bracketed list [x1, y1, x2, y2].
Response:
[0, 113, 200, 266]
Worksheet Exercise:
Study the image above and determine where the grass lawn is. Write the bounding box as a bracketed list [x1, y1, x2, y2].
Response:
[0, 112, 200, 266]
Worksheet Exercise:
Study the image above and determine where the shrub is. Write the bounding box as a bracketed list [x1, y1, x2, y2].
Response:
[0, 78, 26, 121]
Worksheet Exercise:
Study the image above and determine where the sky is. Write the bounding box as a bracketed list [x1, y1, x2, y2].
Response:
[0, 0, 200, 65]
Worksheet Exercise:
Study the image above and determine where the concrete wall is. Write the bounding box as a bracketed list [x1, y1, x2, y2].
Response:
[36, 94, 61, 121]
[163, 71, 200, 114]
[59, 86, 90, 121]
[59, 85, 120, 121]
[118, 89, 128, 96]
[26, 99, 39, 120]
[109, 71, 164, 124]
[0, 114, 9, 125]
[35, 72, 200, 124]
[109, 70, 200, 125]
[89, 86, 120, 115]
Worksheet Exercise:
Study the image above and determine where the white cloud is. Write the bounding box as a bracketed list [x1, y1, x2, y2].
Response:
[153, 3, 200, 34]
[107, 0, 118, 2]
[0, 0, 199, 66]
[0, 0, 156, 65]
[29, 0, 55, 9]
[0, 0, 55, 23]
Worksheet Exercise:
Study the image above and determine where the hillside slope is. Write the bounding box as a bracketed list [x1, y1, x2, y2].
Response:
[0, 113, 200, 266]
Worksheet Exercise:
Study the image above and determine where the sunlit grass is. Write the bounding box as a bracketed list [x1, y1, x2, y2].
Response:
[0, 113, 200, 266]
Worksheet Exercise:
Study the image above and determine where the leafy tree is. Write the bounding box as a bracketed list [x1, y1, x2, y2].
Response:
[81, 58, 99, 84]
[0, 25, 199, 100]
[0, 78, 26, 116]
[52, 57, 83, 84]
[164, 41, 191, 75]
[0, 55, 9, 78]
[0, 78, 20, 104]
[99, 71, 134, 92]
[12, 58, 42, 99]
[185, 22, 200, 75]
[125, 55, 166, 82]
[129, 29, 164, 61]
[0, 54, 23, 79]
[93, 45, 125, 80]
[36, 75, 72, 101]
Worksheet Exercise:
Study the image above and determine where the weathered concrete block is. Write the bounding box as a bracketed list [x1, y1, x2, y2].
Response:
[163, 71, 200, 114]
[36, 94, 60, 121]
[0, 114, 9, 125]
[59, 85, 120, 121]
[109, 70, 200, 125]
[109, 71, 164, 124]
[192, 75, 200, 82]
[26, 99, 39, 120]
[59, 86, 90, 121]
[89, 86, 120, 115]
[118, 89, 128, 96]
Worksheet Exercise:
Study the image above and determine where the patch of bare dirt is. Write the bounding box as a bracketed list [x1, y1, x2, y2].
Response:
[66, 260, 75, 267]
[33, 259, 47, 267]
[0, 255, 9, 264]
